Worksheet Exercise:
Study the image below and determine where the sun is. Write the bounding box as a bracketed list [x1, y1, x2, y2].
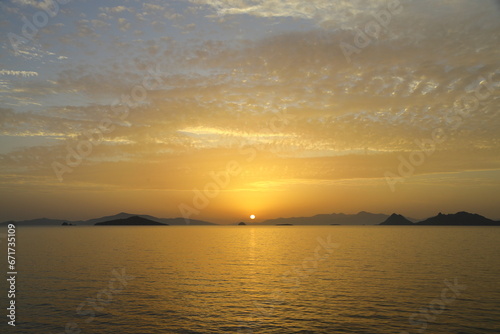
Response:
[250, 214, 256, 220]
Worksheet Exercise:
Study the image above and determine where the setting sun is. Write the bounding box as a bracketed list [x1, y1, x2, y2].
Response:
[250, 215, 256, 220]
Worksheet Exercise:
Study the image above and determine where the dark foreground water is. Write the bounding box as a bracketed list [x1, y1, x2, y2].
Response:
[2, 226, 500, 333]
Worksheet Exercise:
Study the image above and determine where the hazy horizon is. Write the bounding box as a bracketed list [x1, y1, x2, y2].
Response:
[4, 209, 500, 226]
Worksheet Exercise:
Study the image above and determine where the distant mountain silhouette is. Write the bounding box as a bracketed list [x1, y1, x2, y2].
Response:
[0, 218, 68, 226]
[95, 216, 167, 226]
[85, 212, 215, 226]
[1, 212, 215, 226]
[260, 211, 393, 225]
[2, 211, 498, 226]
[416, 212, 500, 226]
[238, 222, 246, 225]
[379, 213, 414, 225]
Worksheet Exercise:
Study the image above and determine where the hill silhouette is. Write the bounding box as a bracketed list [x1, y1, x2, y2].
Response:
[86, 212, 214, 225]
[0, 218, 68, 226]
[416, 212, 500, 226]
[95, 216, 168, 226]
[380, 213, 414, 225]
[259, 211, 393, 225]
[1, 212, 214, 226]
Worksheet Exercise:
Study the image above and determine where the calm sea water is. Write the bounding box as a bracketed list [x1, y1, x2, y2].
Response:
[2, 226, 500, 333]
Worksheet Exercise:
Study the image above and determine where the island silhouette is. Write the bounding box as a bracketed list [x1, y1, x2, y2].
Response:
[379, 213, 414, 225]
[2, 211, 499, 226]
[95, 216, 168, 226]
[415, 211, 500, 226]
[379, 211, 500, 226]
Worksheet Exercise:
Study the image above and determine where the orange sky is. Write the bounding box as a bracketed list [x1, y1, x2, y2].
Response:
[0, 0, 499, 223]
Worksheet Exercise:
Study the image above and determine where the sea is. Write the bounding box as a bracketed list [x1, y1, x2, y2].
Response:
[2, 226, 500, 333]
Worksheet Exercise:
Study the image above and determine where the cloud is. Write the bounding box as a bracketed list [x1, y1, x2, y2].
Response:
[99, 6, 134, 14]
[191, 0, 500, 43]
[90, 19, 110, 29]
[75, 19, 100, 38]
[190, 0, 407, 28]
[10, 0, 57, 11]
[142, 3, 165, 12]
[117, 18, 132, 32]
[0, 0, 498, 191]
[0, 69, 38, 77]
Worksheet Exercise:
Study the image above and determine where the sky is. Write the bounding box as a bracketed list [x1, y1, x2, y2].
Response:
[0, 0, 499, 223]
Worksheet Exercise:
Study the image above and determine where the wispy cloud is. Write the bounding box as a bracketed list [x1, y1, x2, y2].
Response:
[0, 70, 38, 77]
[99, 6, 134, 14]
[11, 0, 55, 10]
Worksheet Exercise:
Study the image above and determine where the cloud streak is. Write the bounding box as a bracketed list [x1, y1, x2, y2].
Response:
[0, 70, 38, 77]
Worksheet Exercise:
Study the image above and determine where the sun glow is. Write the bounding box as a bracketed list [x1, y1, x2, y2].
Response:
[250, 214, 256, 220]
